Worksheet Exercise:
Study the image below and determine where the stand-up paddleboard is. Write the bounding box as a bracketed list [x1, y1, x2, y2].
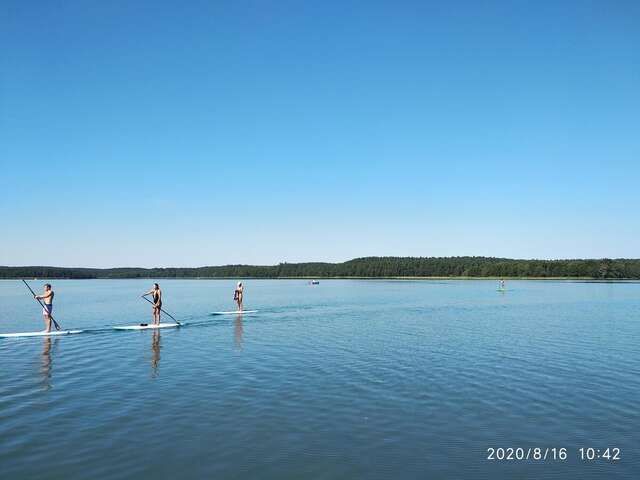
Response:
[497, 288, 507, 292]
[113, 323, 180, 331]
[0, 329, 84, 338]
[210, 310, 258, 315]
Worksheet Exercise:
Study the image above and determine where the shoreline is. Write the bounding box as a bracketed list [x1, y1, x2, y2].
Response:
[2, 276, 639, 281]
[3, 257, 638, 280]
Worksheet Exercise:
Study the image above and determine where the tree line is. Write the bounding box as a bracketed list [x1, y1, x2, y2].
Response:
[1, 257, 639, 279]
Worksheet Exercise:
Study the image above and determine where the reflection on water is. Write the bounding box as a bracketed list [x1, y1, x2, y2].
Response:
[40, 337, 58, 391]
[151, 329, 161, 378]
[234, 315, 243, 350]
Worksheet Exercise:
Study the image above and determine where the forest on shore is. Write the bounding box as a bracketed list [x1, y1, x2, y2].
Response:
[1, 257, 639, 279]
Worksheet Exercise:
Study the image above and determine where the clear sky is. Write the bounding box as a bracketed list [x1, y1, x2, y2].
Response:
[1, 1, 638, 267]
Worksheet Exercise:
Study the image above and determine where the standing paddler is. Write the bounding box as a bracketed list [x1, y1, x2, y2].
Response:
[34, 283, 54, 332]
[234, 282, 244, 312]
[142, 283, 162, 325]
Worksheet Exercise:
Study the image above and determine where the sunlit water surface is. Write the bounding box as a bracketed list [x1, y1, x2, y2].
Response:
[1, 279, 638, 479]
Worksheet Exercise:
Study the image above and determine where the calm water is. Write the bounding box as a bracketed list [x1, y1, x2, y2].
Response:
[0, 279, 638, 479]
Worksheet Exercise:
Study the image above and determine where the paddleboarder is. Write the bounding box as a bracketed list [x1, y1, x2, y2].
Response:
[234, 282, 244, 312]
[143, 283, 162, 325]
[34, 284, 54, 332]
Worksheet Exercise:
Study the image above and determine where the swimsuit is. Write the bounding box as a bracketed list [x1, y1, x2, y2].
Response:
[43, 304, 53, 316]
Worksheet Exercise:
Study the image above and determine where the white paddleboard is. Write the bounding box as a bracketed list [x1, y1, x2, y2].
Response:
[210, 310, 258, 315]
[0, 329, 84, 338]
[113, 323, 180, 331]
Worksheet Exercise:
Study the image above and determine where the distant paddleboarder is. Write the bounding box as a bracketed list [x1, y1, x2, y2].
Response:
[499, 279, 505, 290]
[234, 282, 244, 312]
[34, 284, 54, 332]
[143, 283, 162, 325]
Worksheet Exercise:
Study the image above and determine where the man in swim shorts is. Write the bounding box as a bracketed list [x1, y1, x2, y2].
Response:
[34, 283, 54, 332]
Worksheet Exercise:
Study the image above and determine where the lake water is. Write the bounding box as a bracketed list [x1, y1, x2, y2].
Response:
[0, 279, 638, 479]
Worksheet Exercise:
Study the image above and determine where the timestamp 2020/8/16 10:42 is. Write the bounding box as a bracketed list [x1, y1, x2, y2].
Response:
[486, 447, 621, 462]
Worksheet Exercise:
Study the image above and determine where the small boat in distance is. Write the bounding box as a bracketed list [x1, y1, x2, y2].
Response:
[310, 280, 320, 285]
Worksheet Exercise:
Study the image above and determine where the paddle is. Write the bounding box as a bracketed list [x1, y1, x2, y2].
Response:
[141, 295, 181, 325]
[22, 279, 61, 331]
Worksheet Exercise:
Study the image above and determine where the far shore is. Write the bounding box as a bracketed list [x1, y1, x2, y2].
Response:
[2, 276, 638, 281]
[3, 257, 638, 280]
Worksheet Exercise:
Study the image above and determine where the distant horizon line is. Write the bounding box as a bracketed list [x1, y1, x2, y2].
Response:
[2, 255, 639, 270]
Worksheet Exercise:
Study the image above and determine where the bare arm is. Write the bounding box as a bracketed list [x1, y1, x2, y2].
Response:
[36, 291, 53, 300]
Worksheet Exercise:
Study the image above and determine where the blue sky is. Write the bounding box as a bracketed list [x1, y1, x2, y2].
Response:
[1, 1, 638, 267]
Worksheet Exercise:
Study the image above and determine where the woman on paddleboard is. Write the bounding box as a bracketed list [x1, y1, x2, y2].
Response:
[143, 283, 162, 325]
[34, 284, 54, 332]
[234, 282, 244, 312]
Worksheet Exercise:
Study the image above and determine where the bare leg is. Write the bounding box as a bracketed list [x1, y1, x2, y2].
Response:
[44, 314, 52, 333]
